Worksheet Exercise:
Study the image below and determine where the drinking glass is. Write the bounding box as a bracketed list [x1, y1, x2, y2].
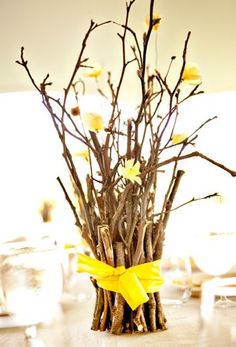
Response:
[62, 245, 94, 303]
[199, 277, 236, 346]
[192, 232, 236, 307]
[0, 240, 63, 327]
[160, 245, 192, 305]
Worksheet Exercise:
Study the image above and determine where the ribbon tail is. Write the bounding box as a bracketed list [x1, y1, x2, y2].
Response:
[119, 271, 149, 311]
[77, 253, 114, 277]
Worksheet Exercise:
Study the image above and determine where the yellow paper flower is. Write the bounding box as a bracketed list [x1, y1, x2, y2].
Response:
[82, 112, 105, 132]
[119, 159, 141, 185]
[182, 63, 202, 85]
[74, 150, 89, 162]
[171, 133, 188, 145]
[145, 12, 161, 31]
[82, 63, 103, 78]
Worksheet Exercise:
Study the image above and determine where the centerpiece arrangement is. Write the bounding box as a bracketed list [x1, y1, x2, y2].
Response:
[17, 0, 236, 335]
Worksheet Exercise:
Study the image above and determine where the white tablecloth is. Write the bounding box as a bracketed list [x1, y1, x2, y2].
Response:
[0, 297, 206, 347]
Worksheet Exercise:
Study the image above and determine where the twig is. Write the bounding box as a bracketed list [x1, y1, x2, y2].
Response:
[158, 151, 236, 177]
[168, 192, 220, 212]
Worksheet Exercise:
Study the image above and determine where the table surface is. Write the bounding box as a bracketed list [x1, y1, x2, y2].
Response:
[0, 296, 233, 347]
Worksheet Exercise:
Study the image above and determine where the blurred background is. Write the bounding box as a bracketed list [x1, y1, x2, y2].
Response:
[0, 0, 236, 253]
[1, 0, 236, 98]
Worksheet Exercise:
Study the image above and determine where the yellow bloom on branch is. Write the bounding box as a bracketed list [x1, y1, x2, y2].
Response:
[119, 159, 142, 185]
[82, 63, 103, 78]
[182, 63, 202, 85]
[74, 150, 89, 162]
[82, 112, 105, 132]
[172, 133, 188, 144]
[145, 12, 161, 31]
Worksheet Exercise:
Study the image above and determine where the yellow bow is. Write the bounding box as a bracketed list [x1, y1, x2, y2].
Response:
[77, 253, 164, 311]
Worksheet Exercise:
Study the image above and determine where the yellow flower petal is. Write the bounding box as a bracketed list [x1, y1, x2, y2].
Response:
[119, 159, 141, 185]
[74, 150, 89, 162]
[182, 63, 202, 85]
[133, 161, 141, 172]
[82, 112, 105, 132]
[132, 176, 142, 185]
[172, 133, 188, 145]
[82, 63, 103, 78]
[145, 12, 161, 31]
[125, 158, 135, 169]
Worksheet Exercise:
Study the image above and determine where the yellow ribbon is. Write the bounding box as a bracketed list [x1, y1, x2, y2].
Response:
[77, 253, 164, 311]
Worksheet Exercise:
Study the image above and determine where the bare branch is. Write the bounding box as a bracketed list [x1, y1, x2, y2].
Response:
[158, 151, 236, 177]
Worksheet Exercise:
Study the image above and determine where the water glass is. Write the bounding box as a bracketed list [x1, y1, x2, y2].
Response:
[62, 246, 94, 303]
[0, 240, 63, 325]
[160, 248, 192, 305]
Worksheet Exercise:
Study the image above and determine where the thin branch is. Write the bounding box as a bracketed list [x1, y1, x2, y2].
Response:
[170, 192, 220, 212]
[158, 151, 236, 177]
[57, 176, 82, 229]
[16, 47, 41, 92]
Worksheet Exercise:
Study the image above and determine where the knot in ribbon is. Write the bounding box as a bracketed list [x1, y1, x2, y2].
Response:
[113, 265, 126, 277]
[77, 253, 164, 311]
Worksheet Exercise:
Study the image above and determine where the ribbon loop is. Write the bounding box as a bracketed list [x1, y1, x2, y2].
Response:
[77, 253, 164, 311]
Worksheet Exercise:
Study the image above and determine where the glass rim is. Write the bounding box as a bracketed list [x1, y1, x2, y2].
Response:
[0, 239, 59, 256]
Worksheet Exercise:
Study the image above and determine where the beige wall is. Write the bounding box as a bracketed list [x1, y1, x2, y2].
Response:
[1, 0, 236, 103]
[1, 0, 236, 245]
